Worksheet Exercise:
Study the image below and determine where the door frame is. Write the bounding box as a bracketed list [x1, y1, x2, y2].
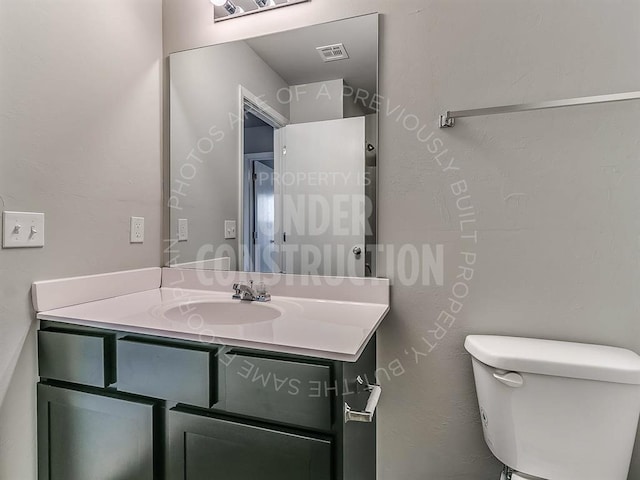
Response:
[238, 85, 288, 271]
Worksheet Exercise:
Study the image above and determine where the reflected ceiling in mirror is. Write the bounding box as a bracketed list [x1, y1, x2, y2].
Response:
[168, 14, 379, 277]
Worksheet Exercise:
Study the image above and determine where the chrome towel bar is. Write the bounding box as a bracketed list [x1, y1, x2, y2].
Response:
[439, 90, 640, 128]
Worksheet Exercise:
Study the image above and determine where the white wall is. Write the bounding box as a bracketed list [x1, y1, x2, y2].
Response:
[289, 79, 344, 123]
[288, 79, 367, 123]
[164, 0, 640, 479]
[0, 0, 163, 478]
[343, 82, 367, 119]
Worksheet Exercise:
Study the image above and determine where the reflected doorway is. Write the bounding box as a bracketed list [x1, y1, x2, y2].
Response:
[243, 112, 277, 272]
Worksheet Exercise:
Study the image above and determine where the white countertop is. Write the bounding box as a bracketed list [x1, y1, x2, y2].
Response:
[37, 288, 389, 362]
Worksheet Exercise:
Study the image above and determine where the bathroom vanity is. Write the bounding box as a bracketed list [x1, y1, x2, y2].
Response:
[33, 268, 389, 480]
[33, 12, 386, 480]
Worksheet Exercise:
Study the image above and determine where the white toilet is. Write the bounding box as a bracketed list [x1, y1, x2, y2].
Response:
[465, 335, 640, 480]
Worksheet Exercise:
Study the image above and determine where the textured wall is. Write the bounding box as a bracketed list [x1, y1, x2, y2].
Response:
[0, 0, 163, 478]
[163, 0, 640, 478]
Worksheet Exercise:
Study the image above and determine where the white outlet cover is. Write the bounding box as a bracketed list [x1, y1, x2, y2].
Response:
[2, 211, 45, 248]
[178, 218, 188, 241]
[224, 220, 236, 239]
[130, 217, 144, 243]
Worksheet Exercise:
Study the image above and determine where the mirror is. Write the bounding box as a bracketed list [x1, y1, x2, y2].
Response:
[168, 14, 378, 277]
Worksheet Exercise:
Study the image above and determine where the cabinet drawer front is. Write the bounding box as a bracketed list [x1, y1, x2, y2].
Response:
[167, 409, 331, 480]
[38, 329, 113, 388]
[221, 354, 332, 430]
[117, 338, 214, 407]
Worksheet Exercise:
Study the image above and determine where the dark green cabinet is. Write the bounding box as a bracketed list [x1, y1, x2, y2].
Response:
[218, 353, 332, 430]
[38, 328, 114, 387]
[37, 321, 377, 480]
[117, 337, 215, 408]
[37, 383, 157, 480]
[167, 409, 332, 480]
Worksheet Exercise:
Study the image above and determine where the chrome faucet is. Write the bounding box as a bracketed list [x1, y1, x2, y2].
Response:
[232, 280, 271, 302]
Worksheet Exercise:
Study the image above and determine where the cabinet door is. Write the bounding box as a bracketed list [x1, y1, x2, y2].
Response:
[37, 384, 157, 480]
[167, 409, 332, 480]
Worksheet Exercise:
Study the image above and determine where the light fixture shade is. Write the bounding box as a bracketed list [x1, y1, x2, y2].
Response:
[210, 0, 242, 14]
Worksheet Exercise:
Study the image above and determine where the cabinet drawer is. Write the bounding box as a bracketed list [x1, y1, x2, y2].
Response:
[220, 354, 332, 430]
[167, 408, 331, 480]
[38, 329, 114, 388]
[116, 338, 214, 408]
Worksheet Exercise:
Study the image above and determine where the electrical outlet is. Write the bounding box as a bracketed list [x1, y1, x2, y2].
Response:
[224, 220, 236, 239]
[178, 218, 188, 241]
[130, 217, 144, 243]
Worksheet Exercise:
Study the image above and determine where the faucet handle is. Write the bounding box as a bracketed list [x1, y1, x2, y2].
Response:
[255, 282, 267, 295]
[254, 282, 271, 302]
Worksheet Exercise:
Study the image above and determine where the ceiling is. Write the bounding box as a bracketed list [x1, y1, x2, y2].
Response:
[244, 14, 378, 101]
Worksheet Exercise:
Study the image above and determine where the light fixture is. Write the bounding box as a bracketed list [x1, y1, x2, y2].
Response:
[211, 0, 310, 22]
[210, 0, 243, 15]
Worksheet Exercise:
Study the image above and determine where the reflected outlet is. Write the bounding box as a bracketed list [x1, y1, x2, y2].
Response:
[130, 217, 144, 243]
[224, 220, 236, 239]
[178, 219, 188, 241]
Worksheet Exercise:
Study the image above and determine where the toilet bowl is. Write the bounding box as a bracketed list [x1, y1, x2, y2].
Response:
[465, 335, 640, 480]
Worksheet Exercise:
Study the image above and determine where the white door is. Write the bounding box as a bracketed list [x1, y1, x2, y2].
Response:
[253, 160, 276, 273]
[279, 117, 366, 276]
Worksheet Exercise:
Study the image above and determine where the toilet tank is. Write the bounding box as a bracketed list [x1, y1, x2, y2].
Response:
[465, 335, 640, 480]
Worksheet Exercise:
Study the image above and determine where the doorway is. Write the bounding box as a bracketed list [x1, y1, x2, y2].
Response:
[239, 87, 288, 273]
[242, 110, 277, 272]
[243, 150, 275, 272]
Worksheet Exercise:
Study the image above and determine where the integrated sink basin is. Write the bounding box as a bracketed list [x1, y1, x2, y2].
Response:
[161, 300, 282, 325]
[33, 268, 390, 361]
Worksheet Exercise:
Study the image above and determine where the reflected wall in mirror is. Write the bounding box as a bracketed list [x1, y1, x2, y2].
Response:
[168, 14, 378, 277]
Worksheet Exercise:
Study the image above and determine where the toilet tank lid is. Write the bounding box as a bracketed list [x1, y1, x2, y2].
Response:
[465, 335, 640, 385]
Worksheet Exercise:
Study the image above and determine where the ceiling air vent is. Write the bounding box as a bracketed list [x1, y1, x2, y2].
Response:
[316, 43, 349, 62]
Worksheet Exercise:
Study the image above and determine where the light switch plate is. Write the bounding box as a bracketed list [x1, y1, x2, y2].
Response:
[130, 217, 144, 243]
[224, 220, 236, 239]
[2, 211, 45, 248]
[178, 218, 188, 241]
